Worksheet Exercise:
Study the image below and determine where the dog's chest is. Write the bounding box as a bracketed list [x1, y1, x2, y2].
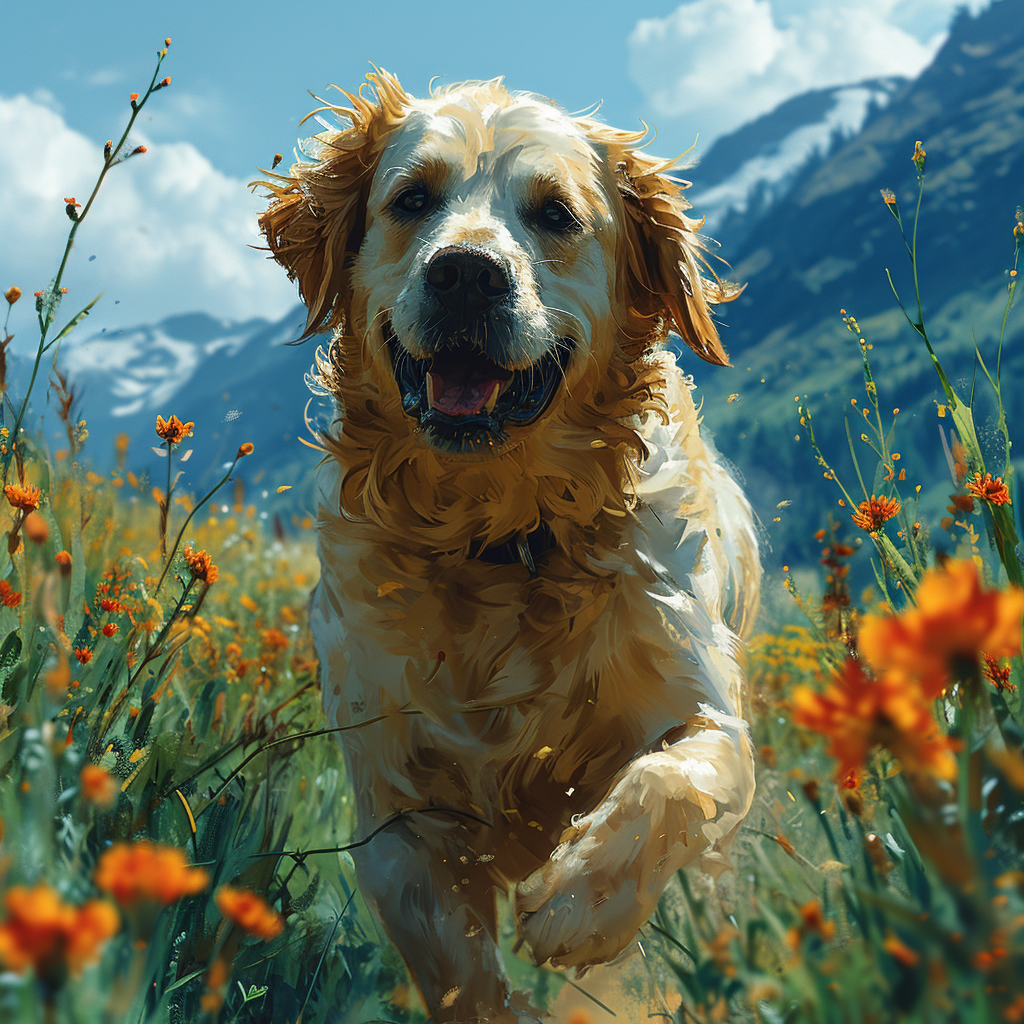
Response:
[310, 531, 702, 809]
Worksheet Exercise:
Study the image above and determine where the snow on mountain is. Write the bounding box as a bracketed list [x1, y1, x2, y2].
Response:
[685, 78, 905, 236]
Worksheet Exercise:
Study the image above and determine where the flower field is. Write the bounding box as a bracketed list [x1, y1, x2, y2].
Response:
[1, 40, 1022, 1024]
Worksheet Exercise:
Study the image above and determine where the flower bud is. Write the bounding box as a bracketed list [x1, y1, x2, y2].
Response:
[4, 286, 21, 305]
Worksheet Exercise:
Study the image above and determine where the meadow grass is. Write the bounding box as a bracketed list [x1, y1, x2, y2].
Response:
[1, 41, 1022, 1024]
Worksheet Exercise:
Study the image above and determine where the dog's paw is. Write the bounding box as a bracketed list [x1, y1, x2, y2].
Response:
[514, 741, 743, 970]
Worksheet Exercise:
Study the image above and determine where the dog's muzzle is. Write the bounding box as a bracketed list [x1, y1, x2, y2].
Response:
[386, 246, 574, 455]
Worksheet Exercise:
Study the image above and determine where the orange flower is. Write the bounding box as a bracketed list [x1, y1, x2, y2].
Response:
[983, 654, 1015, 693]
[4, 483, 41, 512]
[883, 932, 920, 968]
[55, 550, 72, 569]
[23, 512, 48, 543]
[792, 659, 958, 782]
[0, 884, 119, 977]
[236, 442, 254, 458]
[850, 494, 900, 532]
[260, 627, 289, 652]
[859, 559, 1023, 694]
[80, 765, 118, 809]
[154, 414, 194, 446]
[94, 841, 209, 907]
[0, 580, 21, 608]
[880, 189, 896, 205]
[183, 544, 219, 585]
[966, 472, 1011, 506]
[4, 286, 21, 305]
[74, 648, 93, 665]
[214, 886, 284, 939]
[101, 622, 119, 638]
[798, 900, 836, 940]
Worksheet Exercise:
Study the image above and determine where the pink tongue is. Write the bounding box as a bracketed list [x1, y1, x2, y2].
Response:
[428, 373, 501, 416]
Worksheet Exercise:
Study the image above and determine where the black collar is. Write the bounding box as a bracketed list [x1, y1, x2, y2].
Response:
[475, 522, 554, 576]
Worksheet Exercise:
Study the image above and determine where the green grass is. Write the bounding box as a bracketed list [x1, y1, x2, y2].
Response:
[1, 41, 1022, 1024]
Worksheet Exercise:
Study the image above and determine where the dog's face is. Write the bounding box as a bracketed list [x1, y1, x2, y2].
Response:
[259, 72, 737, 462]
[357, 96, 611, 455]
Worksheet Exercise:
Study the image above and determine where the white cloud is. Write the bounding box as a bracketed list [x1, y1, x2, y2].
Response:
[628, 0, 987, 150]
[0, 93, 298, 334]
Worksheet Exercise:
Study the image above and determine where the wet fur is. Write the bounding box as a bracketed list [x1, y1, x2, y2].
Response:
[257, 71, 760, 1023]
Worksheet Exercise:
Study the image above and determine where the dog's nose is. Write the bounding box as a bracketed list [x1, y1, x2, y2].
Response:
[425, 246, 511, 319]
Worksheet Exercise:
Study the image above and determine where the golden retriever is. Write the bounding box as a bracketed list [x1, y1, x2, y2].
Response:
[257, 70, 760, 1024]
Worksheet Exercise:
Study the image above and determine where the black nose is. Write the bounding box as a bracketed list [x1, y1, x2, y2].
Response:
[425, 246, 511, 319]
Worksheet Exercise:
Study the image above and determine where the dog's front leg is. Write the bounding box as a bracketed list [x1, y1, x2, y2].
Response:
[352, 814, 543, 1023]
[515, 707, 755, 971]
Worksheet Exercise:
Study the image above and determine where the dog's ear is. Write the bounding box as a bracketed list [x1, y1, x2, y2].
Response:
[580, 122, 742, 366]
[255, 70, 411, 340]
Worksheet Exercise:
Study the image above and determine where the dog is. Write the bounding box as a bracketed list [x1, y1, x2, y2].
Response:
[257, 70, 760, 1023]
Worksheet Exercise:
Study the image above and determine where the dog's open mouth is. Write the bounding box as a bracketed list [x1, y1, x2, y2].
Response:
[385, 319, 573, 452]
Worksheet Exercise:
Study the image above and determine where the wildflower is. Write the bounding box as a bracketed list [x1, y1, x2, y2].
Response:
[129, 92, 139, 107]
[200, 957, 230, 1014]
[792, 659, 958, 782]
[56, 551, 72, 570]
[101, 623, 119, 638]
[0, 885, 119, 977]
[154, 414, 194, 446]
[260, 627, 289, 652]
[80, 764, 118, 808]
[912, 140, 926, 174]
[23, 512, 48, 544]
[850, 494, 900, 532]
[798, 900, 835, 940]
[858, 559, 1024, 693]
[130, 145, 147, 156]
[183, 544, 219, 585]
[4, 286, 21, 305]
[0, 580, 21, 608]
[883, 932, 921, 968]
[214, 886, 284, 939]
[966, 472, 1011, 506]
[5, 483, 41, 512]
[983, 654, 1015, 693]
[73, 648, 92, 665]
[880, 188, 896, 205]
[99, 597, 123, 614]
[236, 442, 254, 458]
[94, 841, 209, 907]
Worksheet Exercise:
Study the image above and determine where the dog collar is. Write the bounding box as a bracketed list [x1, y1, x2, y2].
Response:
[475, 523, 554, 576]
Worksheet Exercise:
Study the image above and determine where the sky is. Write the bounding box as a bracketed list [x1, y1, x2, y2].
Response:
[0, 0, 987, 340]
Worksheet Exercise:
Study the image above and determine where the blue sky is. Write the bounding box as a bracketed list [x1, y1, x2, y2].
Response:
[0, 0, 985, 334]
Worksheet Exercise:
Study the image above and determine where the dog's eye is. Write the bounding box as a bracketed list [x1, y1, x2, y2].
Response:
[537, 199, 580, 233]
[392, 185, 431, 216]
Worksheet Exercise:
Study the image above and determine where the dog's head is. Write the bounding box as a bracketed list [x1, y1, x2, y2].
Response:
[258, 71, 738, 462]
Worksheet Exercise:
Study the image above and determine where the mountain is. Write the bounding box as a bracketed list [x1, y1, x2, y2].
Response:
[682, 0, 1024, 572]
[27, 306, 334, 515]
[684, 77, 906, 250]
[17, 0, 1021, 563]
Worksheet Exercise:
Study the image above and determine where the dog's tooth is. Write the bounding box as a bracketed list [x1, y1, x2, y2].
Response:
[426, 373, 438, 410]
[483, 381, 500, 414]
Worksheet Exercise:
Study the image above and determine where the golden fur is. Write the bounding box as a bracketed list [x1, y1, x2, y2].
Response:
[257, 70, 760, 1023]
